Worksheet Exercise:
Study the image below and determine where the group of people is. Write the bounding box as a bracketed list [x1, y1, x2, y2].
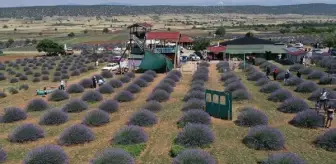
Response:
[92, 76, 105, 88]
[266, 67, 302, 83]
[316, 89, 335, 128]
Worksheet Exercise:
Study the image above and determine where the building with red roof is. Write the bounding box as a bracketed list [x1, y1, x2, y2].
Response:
[207, 45, 226, 60]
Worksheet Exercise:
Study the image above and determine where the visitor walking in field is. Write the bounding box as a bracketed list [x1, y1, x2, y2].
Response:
[297, 71, 301, 78]
[266, 67, 270, 79]
[325, 105, 335, 128]
[319, 88, 329, 111]
[92, 76, 97, 88]
[59, 80, 65, 90]
[284, 69, 290, 84]
[273, 68, 278, 81]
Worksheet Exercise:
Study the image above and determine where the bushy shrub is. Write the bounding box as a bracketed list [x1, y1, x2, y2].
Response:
[308, 88, 331, 101]
[314, 128, 336, 152]
[182, 98, 205, 111]
[220, 72, 236, 81]
[225, 82, 246, 92]
[79, 67, 88, 73]
[319, 76, 336, 85]
[162, 78, 176, 87]
[114, 90, 134, 102]
[0, 147, 6, 163]
[285, 76, 304, 86]
[288, 64, 303, 71]
[236, 107, 268, 127]
[108, 79, 123, 88]
[191, 80, 205, 86]
[0, 74, 6, 81]
[144, 70, 157, 77]
[223, 76, 239, 86]
[125, 72, 135, 78]
[289, 110, 324, 129]
[175, 123, 214, 148]
[154, 83, 174, 93]
[232, 89, 250, 100]
[8, 124, 44, 143]
[32, 77, 41, 83]
[141, 101, 162, 112]
[278, 98, 309, 113]
[133, 78, 148, 87]
[61, 74, 69, 80]
[268, 89, 292, 102]
[112, 125, 148, 145]
[98, 99, 119, 113]
[66, 84, 85, 93]
[90, 148, 135, 164]
[118, 76, 131, 84]
[8, 87, 19, 94]
[19, 75, 28, 81]
[255, 78, 270, 86]
[41, 70, 49, 75]
[82, 109, 110, 127]
[70, 70, 80, 76]
[48, 90, 69, 101]
[98, 84, 114, 94]
[260, 82, 281, 93]
[216, 61, 229, 69]
[183, 91, 205, 102]
[147, 89, 170, 102]
[295, 81, 318, 93]
[39, 109, 68, 125]
[101, 71, 113, 79]
[169, 70, 182, 78]
[308, 71, 325, 80]
[0, 92, 7, 98]
[9, 77, 19, 83]
[178, 110, 211, 127]
[243, 126, 284, 150]
[33, 72, 41, 77]
[192, 73, 208, 81]
[172, 149, 215, 164]
[79, 78, 93, 88]
[140, 74, 154, 82]
[25, 99, 49, 112]
[261, 152, 305, 164]
[54, 71, 61, 76]
[125, 83, 141, 93]
[247, 72, 265, 81]
[58, 124, 95, 145]
[190, 84, 205, 92]
[275, 72, 286, 80]
[82, 90, 103, 102]
[0, 107, 27, 123]
[53, 76, 61, 82]
[62, 99, 88, 113]
[128, 109, 158, 127]
[23, 145, 68, 164]
[298, 67, 313, 75]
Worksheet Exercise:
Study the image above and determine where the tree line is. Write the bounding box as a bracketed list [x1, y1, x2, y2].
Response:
[0, 4, 336, 18]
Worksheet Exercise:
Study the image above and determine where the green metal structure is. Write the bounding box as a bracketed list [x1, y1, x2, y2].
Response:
[138, 50, 173, 72]
[205, 89, 232, 120]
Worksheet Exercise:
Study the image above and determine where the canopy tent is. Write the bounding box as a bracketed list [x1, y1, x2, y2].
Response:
[138, 51, 173, 72]
[225, 45, 286, 54]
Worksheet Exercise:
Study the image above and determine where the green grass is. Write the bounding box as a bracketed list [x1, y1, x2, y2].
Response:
[114, 143, 146, 157]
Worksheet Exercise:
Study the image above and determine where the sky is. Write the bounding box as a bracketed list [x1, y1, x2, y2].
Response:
[0, 0, 335, 7]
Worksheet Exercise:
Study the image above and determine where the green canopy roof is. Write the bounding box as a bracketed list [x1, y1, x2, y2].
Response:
[139, 51, 173, 72]
[225, 44, 286, 54]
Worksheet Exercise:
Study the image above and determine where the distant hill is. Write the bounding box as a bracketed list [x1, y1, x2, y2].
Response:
[0, 3, 335, 18]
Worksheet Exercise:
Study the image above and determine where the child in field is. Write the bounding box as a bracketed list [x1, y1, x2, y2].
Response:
[284, 69, 290, 84]
[325, 105, 335, 128]
[273, 68, 278, 81]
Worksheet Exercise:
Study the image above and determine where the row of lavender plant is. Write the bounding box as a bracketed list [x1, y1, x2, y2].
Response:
[234, 62, 336, 162]
[170, 62, 216, 164]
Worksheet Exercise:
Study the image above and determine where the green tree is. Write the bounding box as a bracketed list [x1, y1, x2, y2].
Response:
[36, 39, 64, 55]
[2, 25, 8, 28]
[167, 27, 171, 31]
[14, 28, 17, 32]
[215, 26, 226, 36]
[323, 33, 336, 50]
[68, 32, 75, 37]
[83, 29, 88, 34]
[54, 28, 58, 31]
[102, 28, 109, 33]
[245, 32, 254, 37]
[192, 38, 210, 52]
[39, 32, 43, 36]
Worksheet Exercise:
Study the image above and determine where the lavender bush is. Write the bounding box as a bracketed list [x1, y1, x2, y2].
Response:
[114, 90, 134, 102]
[98, 99, 119, 113]
[172, 149, 216, 164]
[82, 90, 103, 102]
[295, 81, 318, 93]
[178, 110, 211, 127]
[90, 148, 135, 164]
[289, 110, 324, 129]
[82, 109, 110, 127]
[175, 123, 215, 148]
[278, 98, 309, 113]
[25, 98, 49, 112]
[8, 124, 44, 143]
[0, 107, 27, 123]
[62, 99, 88, 113]
[58, 124, 95, 146]
[39, 109, 68, 125]
[261, 152, 305, 164]
[268, 89, 292, 102]
[128, 109, 158, 127]
[112, 125, 148, 145]
[314, 128, 336, 152]
[236, 107, 268, 127]
[243, 126, 284, 150]
[23, 145, 69, 164]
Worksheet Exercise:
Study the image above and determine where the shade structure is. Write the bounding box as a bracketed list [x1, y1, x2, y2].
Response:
[138, 51, 173, 72]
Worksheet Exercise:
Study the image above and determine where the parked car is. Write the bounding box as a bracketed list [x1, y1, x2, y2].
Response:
[102, 63, 120, 72]
[189, 54, 201, 61]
